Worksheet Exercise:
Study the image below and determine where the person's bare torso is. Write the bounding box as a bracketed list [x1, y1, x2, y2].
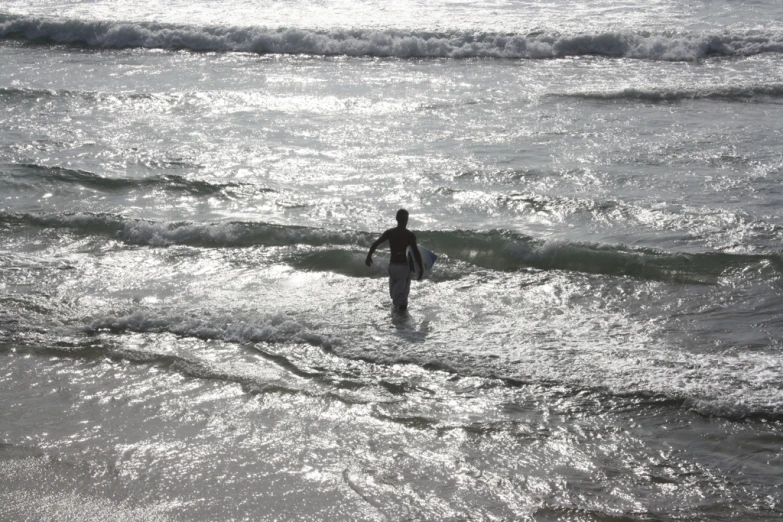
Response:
[384, 227, 416, 264]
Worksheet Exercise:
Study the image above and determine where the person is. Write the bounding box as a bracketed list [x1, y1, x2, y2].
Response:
[365, 209, 423, 311]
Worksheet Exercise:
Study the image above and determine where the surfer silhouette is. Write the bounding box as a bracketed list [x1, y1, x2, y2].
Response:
[365, 209, 423, 311]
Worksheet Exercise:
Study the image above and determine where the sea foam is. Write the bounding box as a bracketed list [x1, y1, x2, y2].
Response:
[90, 309, 338, 349]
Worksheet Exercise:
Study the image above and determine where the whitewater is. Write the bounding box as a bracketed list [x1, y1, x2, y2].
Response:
[1, 0, 782, 520]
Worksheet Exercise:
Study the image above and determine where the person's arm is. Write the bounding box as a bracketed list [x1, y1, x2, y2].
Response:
[365, 230, 389, 267]
[411, 234, 424, 280]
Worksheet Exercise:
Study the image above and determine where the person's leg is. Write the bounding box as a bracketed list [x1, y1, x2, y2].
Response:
[388, 270, 395, 301]
[388, 263, 411, 308]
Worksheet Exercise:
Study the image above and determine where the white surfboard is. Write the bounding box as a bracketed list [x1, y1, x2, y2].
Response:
[407, 245, 438, 279]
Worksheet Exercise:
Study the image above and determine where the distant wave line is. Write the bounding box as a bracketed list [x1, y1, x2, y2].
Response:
[0, 211, 367, 248]
[555, 83, 783, 102]
[6, 82, 783, 108]
[2, 14, 783, 61]
[2, 162, 263, 196]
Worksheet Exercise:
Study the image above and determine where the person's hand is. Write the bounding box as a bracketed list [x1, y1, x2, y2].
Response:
[365, 256, 373, 267]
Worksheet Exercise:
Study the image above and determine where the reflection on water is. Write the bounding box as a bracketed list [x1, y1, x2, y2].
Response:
[1, 0, 783, 518]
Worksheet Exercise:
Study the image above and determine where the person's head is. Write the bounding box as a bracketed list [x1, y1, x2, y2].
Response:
[396, 209, 409, 227]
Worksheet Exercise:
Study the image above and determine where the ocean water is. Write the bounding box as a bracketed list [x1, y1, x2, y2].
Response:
[1, 0, 782, 519]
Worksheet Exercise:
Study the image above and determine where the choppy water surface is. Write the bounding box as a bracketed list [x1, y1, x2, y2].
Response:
[1, 0, 782, 520]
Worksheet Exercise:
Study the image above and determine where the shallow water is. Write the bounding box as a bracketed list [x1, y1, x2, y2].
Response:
[1, 0, 782, 520]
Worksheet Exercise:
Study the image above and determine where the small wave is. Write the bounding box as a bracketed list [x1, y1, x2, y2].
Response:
[7, 163, 243, 196]
[2, 14, 783, 61]
[560, 83, 783, 102]
[0, 86, 68, 100]
[104, 348, 323, 392]
[0, 211, 364, 248]
[420, 229, 783, 284]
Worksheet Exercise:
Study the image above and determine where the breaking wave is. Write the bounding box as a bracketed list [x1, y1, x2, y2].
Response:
[3, 211, 782, 283]
[2, 14, 783, 61]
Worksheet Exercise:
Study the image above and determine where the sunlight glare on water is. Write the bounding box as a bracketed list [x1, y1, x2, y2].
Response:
[2, 0, 783, 519]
